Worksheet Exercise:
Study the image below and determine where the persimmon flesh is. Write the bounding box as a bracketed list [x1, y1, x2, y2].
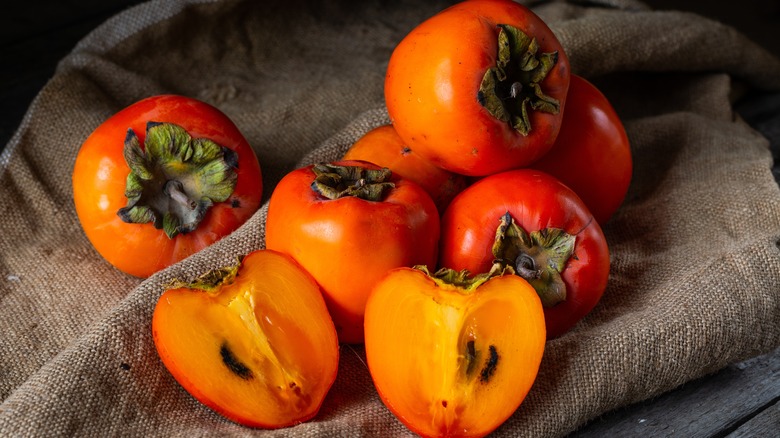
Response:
[152, 249, 339, 429]
[364, 266, 545, 437]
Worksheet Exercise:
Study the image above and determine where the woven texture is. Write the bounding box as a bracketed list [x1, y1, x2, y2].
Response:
[2, 0, 780, 436]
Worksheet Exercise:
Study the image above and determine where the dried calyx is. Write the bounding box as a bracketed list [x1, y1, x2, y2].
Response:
[478, 24, 560, 135]
[310, 163, 395, 201]
[491, 212, 574, 306]
[164, 256, 243, 293]
[118, 122, 238, 238]
[415, 263, 516, 293]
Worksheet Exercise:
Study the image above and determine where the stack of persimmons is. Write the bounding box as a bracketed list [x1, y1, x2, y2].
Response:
[72, 0, 632, 436]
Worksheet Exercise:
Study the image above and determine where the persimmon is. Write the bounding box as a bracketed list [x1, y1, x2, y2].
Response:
[385, 0, 570, 176]
[152, 249, 339, 429]
[531, 75, 632, 224]
[364, 265, 545, 437]
[265, 161, 440, 344]
[440, 169, 610, 339]
[73, 95, 263, 278]
[342, 124, 469, 213]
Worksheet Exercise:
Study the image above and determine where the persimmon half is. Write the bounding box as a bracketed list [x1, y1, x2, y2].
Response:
[152, 249, 339, 429]
[364, 265, 545, 437]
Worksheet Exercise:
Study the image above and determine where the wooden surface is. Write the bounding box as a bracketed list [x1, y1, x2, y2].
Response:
[1, 1, 778, 436]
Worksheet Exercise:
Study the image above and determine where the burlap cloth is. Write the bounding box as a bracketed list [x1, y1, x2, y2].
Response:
[1, 0, 779, 436]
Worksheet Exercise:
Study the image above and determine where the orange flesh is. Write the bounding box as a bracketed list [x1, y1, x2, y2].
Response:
[364, 268, 545, 437]
[152, 250, 339, 428]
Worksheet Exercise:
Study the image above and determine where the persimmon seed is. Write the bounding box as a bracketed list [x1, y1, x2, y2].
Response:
[220, 342, 254, 380]
[479, 345, 499, 383]
[465, 340, 478, 376]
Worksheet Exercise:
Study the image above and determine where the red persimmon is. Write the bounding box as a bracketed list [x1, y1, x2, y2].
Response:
[439, 169, 610, 339]
[73, 95, 263, 278]
[532, 75, 632, 224]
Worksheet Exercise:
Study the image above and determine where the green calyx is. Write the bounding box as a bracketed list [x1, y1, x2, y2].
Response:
[415, 263, 515, 293]
[311, 163, 395, 201]
[164, 256, 243, 294]
[117, 122, 239, 239]
[478, 24, 561, 136]
[491, 212, 575, 307]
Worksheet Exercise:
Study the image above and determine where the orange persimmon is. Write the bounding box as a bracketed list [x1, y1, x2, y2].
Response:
[342, 124, 469, 213]
[265, 161, 440, 344]
[152, 249, 339, 429]
[385, 0, 570, 176]
[364, 265, 546, 437]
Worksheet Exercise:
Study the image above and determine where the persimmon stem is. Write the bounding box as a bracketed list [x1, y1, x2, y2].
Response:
[509, 82, 523, 99]
[165, 180, 197, 210]
[514, 253, 541, 280]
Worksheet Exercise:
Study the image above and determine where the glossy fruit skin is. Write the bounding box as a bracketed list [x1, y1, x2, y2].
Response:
[264, 160, 440, 344]
[152, 249, 339, 429]
[532, 75, 632, 224]
[364, 266, 545, 437]
[385, 0, 570, 177]
[439, 169, 610, 339]
[342, 124, 469, 213]
[72, 95, 263, 278]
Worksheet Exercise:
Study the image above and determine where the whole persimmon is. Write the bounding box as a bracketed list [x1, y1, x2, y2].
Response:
[364, 265, 546, 437]
[532, 74, 632, 224]
[342, 124, 469, 213]
[265, 161, 440, 344]
[73, 95, 263, 278]
[152, 249, 339, 429]
[385, 0, 570, 176]
[440, 169, 610, 339]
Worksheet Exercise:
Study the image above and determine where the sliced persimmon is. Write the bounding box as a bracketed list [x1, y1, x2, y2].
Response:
[152, 249, 339, 428]
[364, 265, 545, 437]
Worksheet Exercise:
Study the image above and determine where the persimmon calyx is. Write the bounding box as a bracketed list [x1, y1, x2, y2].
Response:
[491, 212, 574, 306]
[117, 122, 239, 238]
[478, 24, 560, 136]
[415, 263, 515, 293]
[311, 163, 395, 201]
[164, 256, 242, 294]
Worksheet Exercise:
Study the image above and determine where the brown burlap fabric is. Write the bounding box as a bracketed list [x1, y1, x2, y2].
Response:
[2, 0, 779, 436]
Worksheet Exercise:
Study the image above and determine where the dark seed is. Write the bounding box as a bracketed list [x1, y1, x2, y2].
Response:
[220, 342, 254, 380]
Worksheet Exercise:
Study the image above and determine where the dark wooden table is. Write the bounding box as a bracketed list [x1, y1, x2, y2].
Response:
[1, 1, 778, 436]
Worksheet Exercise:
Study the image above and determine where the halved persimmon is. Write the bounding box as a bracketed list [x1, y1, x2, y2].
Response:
[364, 265, 545, 437]
[152, 249, 339, 429]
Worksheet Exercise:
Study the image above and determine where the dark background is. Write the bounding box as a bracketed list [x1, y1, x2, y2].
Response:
[1, 0, 778, 150]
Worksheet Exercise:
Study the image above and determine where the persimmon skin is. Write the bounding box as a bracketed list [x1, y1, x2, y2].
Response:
[265, 160, 440, 344]
[152, 249, 339, 429]
[73, 95, 263, 278]
[342, 124, 469, 213]
[440, 169, 610, 339]
[385, 0, 570, 176]
[532, 75, 632, 224]
[364, 267, 545, 437]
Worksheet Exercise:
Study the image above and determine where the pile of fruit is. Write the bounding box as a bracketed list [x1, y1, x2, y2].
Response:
[72, 0, 632, 436]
